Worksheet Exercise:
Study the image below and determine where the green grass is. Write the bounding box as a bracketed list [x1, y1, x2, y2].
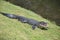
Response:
[0, 0, 60, 40]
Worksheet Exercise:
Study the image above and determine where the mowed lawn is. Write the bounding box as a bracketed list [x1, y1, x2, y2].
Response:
[0, 0, 60, 40]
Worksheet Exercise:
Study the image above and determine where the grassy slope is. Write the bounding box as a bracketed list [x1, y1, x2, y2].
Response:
[0, 0, 60, 40]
